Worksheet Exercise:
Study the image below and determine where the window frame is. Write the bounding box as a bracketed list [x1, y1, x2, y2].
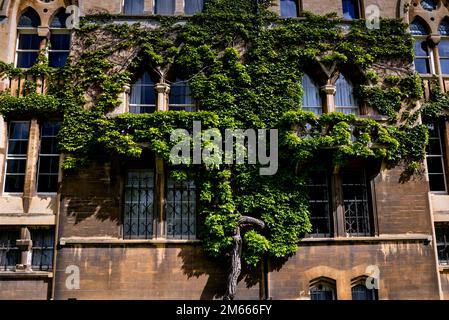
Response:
[168, 79, 197, 112]
[122, 169, 158, 239]
[36, 122, 61, 195]
[154, 0, 176, 15]
[426, 122, 448, 194]
[129, 72, 157, 114]
[30, 227, 55, 272]
[15, 28, 41, 69]
[335, 74, 360, 115]
[4, 121, 30, 195]
[48, 28, 72, 68]
[413, 36, 434, 75]
[435, 222, 449, 266]
[309, 277, 337, 300]
[165, 173, 198, 240]
[342, 0, 362, 20]
[183, 0, 205, 16]
[0, 229, 20, 271]
[123, 0, 145, 15]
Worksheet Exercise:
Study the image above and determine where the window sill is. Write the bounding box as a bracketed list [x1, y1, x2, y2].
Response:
[300, 234, 432, 245]
[439, 265, 449, 272]
[0, 270, 53, 279]
[59, 237, 201, 246]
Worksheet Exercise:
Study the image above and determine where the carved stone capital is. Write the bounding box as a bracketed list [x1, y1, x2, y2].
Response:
[321, 84, 336, 95]
[155, 83, 171, 94]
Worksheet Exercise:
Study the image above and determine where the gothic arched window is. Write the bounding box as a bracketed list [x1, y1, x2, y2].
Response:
[49, 9, 71, 67]
[410, 18, 432, 74]
[16, 8, 41, 68]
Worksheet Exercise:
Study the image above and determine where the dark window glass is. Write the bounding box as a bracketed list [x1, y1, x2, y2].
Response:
[439, 20, 449, 36]
[280, 0, 298, 18]
[342, 0, 359, 20]
[335, 74, 359, 115]
[436, 223, 449, 265]
[342, 171, 371, 236]
[410, 19, 429, 36]
[421, 0, 438, 11]
[185, 0, 204, 15]
[0, 230, 20, 271]
[166, 177, 197, 239]
[124, 0, 145, 15]
[130, 72, 156, 114]
[426, 123, 447, 192]
[18, 33, 40, 50]
[18, 9, 40, 28]
[5, 122, 29, 193]
[17, 51, 39, 69]
[155, 0, 176, 15]
[352, 284, 378, 300]
[37, 122, 61, 193]
[439, 40, 449, 74]
[50, 10, 70, 28]
[169, 79, 196, 111]
[31, 228, 54, 271]
[310, 282, 336, 300]
[306, 173, 332, 237]
[124, 171, 156, 239]
[49, 33, 70, 67]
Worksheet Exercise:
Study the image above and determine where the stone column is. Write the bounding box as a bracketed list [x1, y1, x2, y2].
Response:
[321, 84, 336, 113]
[175, 0, 184, 15]
[16, 227, 32, 271]
[155, 82, 170, 111]
[144, 0, 154, 14]
[23, 119, 40, 213]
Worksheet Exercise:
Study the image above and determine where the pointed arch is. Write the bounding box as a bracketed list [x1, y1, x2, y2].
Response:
[50, 8, 70, 28]
[301, 73, 323, 115]
[439, 17, 449, 36]
[351, 276, 378, 300]
[335, 74, 359, 115]
[48, 8, 71, 67]
[410, 16, 430, 35]
[18, 7, 40, 28]
[309, 277, 337, 300]
[16, 7, 41, 68]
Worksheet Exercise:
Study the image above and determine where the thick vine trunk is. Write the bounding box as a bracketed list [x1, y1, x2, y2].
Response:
[224, 216, 265, 300]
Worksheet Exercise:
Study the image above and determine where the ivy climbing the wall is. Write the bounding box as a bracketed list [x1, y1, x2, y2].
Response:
[0, 0, 435, 299]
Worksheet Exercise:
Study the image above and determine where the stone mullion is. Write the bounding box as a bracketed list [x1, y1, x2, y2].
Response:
[22, 118, 39, 213]
[16, 227, 32, 271]
[321, 84, 336, 113]
[332, 167, 345, 237]
[155, 83, 170, 238]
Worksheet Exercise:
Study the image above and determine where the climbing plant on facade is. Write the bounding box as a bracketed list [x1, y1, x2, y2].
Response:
[0, 0, 432, 299]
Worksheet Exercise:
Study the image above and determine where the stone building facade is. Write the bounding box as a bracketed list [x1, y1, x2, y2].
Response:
[0, 0, 447, 300]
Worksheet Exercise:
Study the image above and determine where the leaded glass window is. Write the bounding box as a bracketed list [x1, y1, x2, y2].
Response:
[0, 230, 20, 271]
[426, 123, 447, 193]
[310, 279, 337, 300]
[342, 170, 371, 236]
[166, 177, 197, 239]
[31, 228, 54, 271]
[436, 223, 449, 265]
[124, 171, 156, 239]
[306, 173, 332, 237]
[352, 284, 378, 300]
[421, 0, 438, 11]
